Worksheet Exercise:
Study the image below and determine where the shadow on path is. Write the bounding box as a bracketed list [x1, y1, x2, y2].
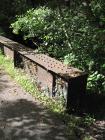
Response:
[0, 99, 67, 140]
[0, 68, 68, 140]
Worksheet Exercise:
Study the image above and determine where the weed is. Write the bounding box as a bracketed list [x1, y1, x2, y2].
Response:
[0, 52, 95, 139]
[0, 52, 64, 113]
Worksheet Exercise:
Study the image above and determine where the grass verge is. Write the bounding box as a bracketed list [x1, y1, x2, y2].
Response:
[0, 52, 64, 113]
[0, 52, 95, 140]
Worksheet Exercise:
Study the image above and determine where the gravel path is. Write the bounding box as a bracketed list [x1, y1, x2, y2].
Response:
[0, 68, 68, 140]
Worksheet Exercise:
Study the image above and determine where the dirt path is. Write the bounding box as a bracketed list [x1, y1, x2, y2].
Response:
[0, 68, 68, 140]
[1, 68, 105, 140]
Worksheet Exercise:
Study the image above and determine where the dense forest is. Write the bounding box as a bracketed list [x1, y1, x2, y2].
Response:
[0, 0, 105, 94]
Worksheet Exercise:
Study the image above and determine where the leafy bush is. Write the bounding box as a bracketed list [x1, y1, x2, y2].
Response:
[11, 6, 105, 94]
[11, 7, 53, 38]
[87, 71, 105, 93]
[82, 115, 95, 127]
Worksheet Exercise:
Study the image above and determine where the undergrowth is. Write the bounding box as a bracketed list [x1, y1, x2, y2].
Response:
[0, 52, 64, 113]
[0, 52, 95, 139]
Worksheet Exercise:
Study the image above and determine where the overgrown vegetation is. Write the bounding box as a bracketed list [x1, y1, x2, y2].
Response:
[0, 0, 105, 94]
[0, 1, 105, 138]
[0, 0, 105, 112]
[0, 51, 64, 113]
[0, 51, 95, 139]
[11, 3, 105, 94]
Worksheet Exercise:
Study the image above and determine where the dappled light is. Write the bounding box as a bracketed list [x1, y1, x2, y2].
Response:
[0, 99, 67, 140]
[0, 0, 105, 139]
[0, 68, 67, 140]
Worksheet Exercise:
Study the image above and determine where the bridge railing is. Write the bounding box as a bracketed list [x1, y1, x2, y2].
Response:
[0, 36, 88, 111]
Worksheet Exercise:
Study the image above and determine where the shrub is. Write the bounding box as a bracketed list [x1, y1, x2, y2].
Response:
[11, 6, 105, 94]
[87, 71, 105, 94]
[11, 7, 70, 58]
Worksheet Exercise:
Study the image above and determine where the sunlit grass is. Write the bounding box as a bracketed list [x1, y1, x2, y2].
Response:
[0, 51, 95, 139]
[0, 52, 64, 113]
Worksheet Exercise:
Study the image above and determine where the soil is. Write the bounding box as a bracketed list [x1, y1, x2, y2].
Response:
[0, 67, 105, 140]
[0, 68, 68, 140]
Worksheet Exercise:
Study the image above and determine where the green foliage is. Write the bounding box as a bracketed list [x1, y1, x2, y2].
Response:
[0, 51, 64, 113]
[90, 0, 105, 16]
[11, 7, 53, 38]
[0, 51, 95, 139]
[82, 115, 95, 127]
[11, 5, 105, 94]
[0, 0, 31, 36]
[10, 7, 69, 58]
[87, 71, 105, 93]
